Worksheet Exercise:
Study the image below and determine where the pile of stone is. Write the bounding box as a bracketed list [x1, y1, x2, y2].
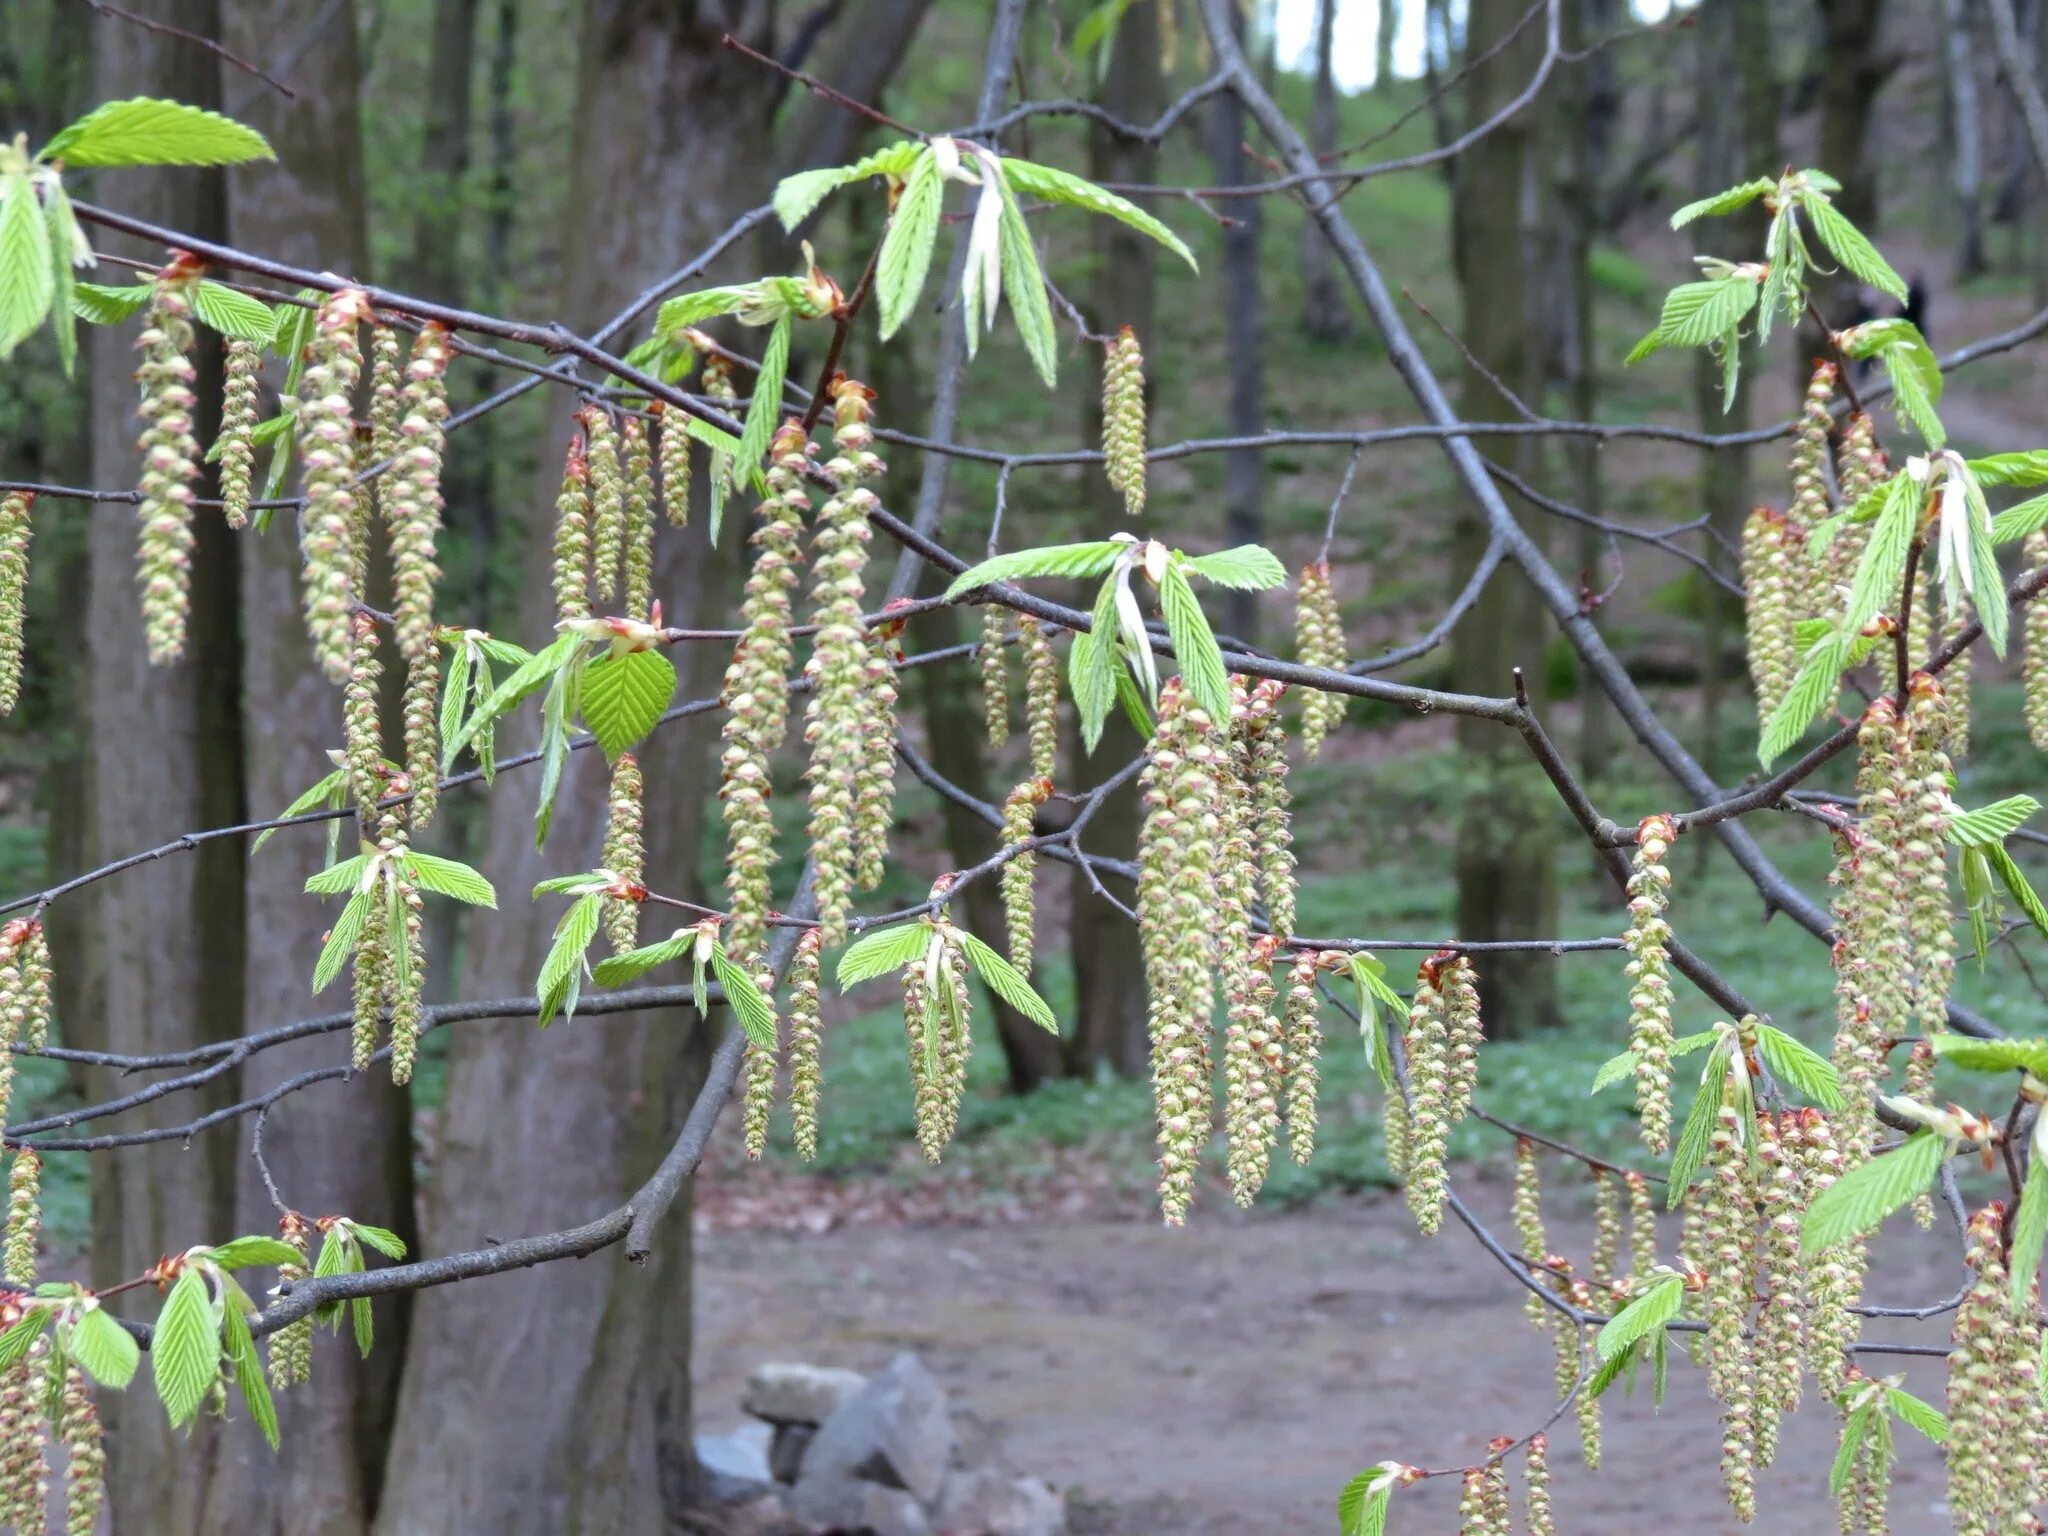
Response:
[694, 1354, 1066, 1536]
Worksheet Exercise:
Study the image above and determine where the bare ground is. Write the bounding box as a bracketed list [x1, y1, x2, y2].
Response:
[695, 1174, 1965, 1536]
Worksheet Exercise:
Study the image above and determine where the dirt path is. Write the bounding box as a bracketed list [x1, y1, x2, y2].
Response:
[695, 1177, 1963, 1535]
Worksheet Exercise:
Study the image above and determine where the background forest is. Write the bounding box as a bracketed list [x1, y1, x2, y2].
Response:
[5, 0, 2048, 1532]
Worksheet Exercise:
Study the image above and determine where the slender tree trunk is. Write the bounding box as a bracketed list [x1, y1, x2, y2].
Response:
[405, 0, 479, 301]
[1301, 0, 1352, 341]
[1207, 5, 1265, 643]
[1801, 0, 1890, 352]
[80, 6, 246, 1530]
[1064, 0, 1163, 1078]
[1377, 0, 1400, 88]
[1449, 0, 1558, 1037]
[371, 6, 774, 1531]
[1947, 0, 1988, 276]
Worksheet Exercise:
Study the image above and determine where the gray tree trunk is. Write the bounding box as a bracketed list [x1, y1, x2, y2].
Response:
[1301, 0, 1352, 341]
[1206, 6, 1266, 643]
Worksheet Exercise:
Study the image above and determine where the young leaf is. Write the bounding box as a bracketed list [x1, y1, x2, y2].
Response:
[1591, 1049, 1637, 1095]
[70, 280, 154, 327]
[1757, 1024, 1844, 1110]
[191, 280, 275, 342]
[959, 931, 1059, 1033]
[2010, 1150, 2048, 1315]
[348, 1222, 407, 1260]
[652, 285, 754, 338]
[0, 172, 55, 358]
[1989, 843, 2048, 939]
[735, 313, 791, 478]
[1931, 1033, 2048, 1075]
[209, 1236, 305, 1272]
[995, 168, 1059, 387]
[1950, 795, 2041, 847]
[709, 947, 779, 1049]
[944, 541, 1125, 600]
[1071, 576, 1124, 755]
[305, 853, 371, 897]
[1185, 545, 1287, 591]
[1994, 492, 2048, 545]
[1845, 474, 1920, 635]
[352, 1295, 374, 1359]
[1831, 1405, 1876, 1497]
[1966, 478, 2009, 660]
[1968, 451, 2048, 488]
[1759, 633, 1848, 767]
[1595, 1272, 1684, 1361]
[219, 1287, 278, 1449]
[1336, 1475, 1392, 1536]
[580, 647, 678, 762]
[152, 1266, 220, 1428]
[1159, 562, 1229, 724]
[997, 157, 1197, 271]
[1883, 339, 1946, 449]
[253, 767, 347, 856]
[836, 922, 933, 989]
[1347, 955, 1403, 1088]
[444, 630, 579, 768]
[591, 931, 693, 989]
[1802, 1130, 1950, 1253]
[1665, 1045, 1731, 1209]
[1886, 1386, 1950, 1444]
[1804, 196, 1907, 302]
[876, 147, 941, 340]
[536, 893, 603, 1026]
[404, 851, 498, 908]
[65, 1305, 140, 1390]
[532, 659, 580, 849]
[0, 1311, 46, 1374]
[42, 177, 78, 374]
[312, 889, 374, 995]
[1962, 844, 1997, 964]
[1669, 177, 1777, 227]
[42, 98, 273, 168]
[1650, 277, 1760, 352]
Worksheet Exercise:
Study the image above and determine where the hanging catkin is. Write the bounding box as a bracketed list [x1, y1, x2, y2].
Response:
[1102, 326, 1147, 518]
[552, 430, 593, 622]
[1281, 951, 1322, 1164]
[2024, 531, 2048, 751]
[851, 612, 902, 892]
[216, 336, 261, 529]
[788, 928, 825, 1161]
[654, 400, 692, 527]
[1512, 1138, 1550, 1330]
[585, 407, 627, 604]
[1750, 1110, 1804, 1468]
[58, 1365, 103, 1536]
[1401, 953, 1455, 1234]
[344, 611, 385, 830]
[1000, 777, 1050, 972]
[1623, 814, 1678, 1153]
[0, 493, 31, 717]
[1022, 614, 1060, 780]
[1833, 700, 1911, 1166]
[980, 605, 1011, 747]
[388, 323, 449, 665]
[402, 650, 441, 829]
[602, 754, 646, 954]
[267, 1210, 314, 1391]
[294, 289, 372, 684]
[1241, 677, 1297, 942]
[366, 323, 403, 488]
[1293, 560, 1348, 759]
[2, 1149, 37, 1285]
[622, 415, 656, 621]
[1786, 361, 1835, 545]
[1741, 506, 1800, 722]
[134, 264, 203, 664]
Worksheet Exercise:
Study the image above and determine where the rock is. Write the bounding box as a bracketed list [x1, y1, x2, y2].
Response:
[797, 1353, 956, 1506]
[933, 1468, 1065, 1536]
[718, 1493, 807, 1536]
[770, 1423, 815, 1484]
[788, 1473, 933, 1536]
[696, 1422, 776, 1504]
[744, 1362, 870, 1427]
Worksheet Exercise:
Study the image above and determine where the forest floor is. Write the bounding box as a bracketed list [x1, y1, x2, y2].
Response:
[694, 1171, 1962, 1536]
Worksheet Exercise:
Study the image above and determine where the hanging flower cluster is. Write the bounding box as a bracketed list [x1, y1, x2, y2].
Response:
[999, 777, 1050, 972]
[1293, 560, 1347, 759]
[1740, 506, 1800, 721]
[551, 430, 593, 622]
[1281, 951, 1321, 1165]
[1102, 326, 1146, 518]
[216, 336, 262, 529]
[1022, 614, 1059, 780]
[3, 1150, 38, 1287]
[0, 919, 51, 1128]
[787, 928, 825, 1161]
[1400, 950, 1478, 1236]
[267, 1210, 314, 1393]
[134, 261, 203, 665]
[1947, 1204, 2048, 1536]
[585, 407, 626, 605]
[292, 289, 374, 683]
[903, 879, 975, 1163]
[602, 754, 645, 955]
[654, 400, 691, 527]
[980, 605, 1010, 747]
[2026, 532, 2048, 751]
[0, 493, 30, 717]
[1623, 813, 1678, 1153]
[1832, 699, 1912, 1167]
[622, 416, 657, 622]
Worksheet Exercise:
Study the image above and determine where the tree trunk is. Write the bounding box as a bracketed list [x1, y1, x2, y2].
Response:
[1064, 0, 1163, 1079]
[80, 6, 247, 1530]
[1377, 0, 1400, 89]
[1803, 0, 1889, 348]
[1946, 0, 1988, 277]
[1207, 7, 1266, 644]
[780, 0, 936, 178]
[1300, 0, 1352, 341]
[370, 6, 773, 1531]
[197, 6, 416, 1532]
[1448, 0, 1559, 1037]
[404, 0, 479, 302]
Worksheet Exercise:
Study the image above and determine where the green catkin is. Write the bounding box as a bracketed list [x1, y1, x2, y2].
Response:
[1699, 1095, 1757, 1522]
[602, 754, 645, 954]
[2024, 531, 2048, 750]
[852, 619, 901, 892]
[0, 923, 31, 1127]
[388, 322, 450, 666]
[1293, 561, 1347, 759]
[1567, 1288, 1602, 1468]
[1795, 1108, 1867, 1396]
[1624, 813, 1678, 1154]
[1401, 955, 1453, 1235]
[552, 431, 593, 621]
[15, 927, 46, 1059]
[622, 416, 656, 622]
[388, 860, 426, 1085]
[59, 1365, 103, 1536]
[1219, 685, 1280, 1208]
[1525, 1434, 1555, 1536]
[743, 964, 779, 1162]
[1751, 1110, 1804, 1468]
[269, 1211, 314, 1391]
[1822, 411, 1885, 623]
[1834, 701, 1911, 1166]
[1242, 678, 1297, 942]
[1022, 615, 1060, 781]
[344, 612, 385, 830]
[804, 380, 881, 948]
[1787, 361, 1836, 546]
[1938, 608, 1972, 758]
[366, 322, 403, 493]
[1626, 1168, 1657, 1278]
[654, 401, 691, 528]
[938, 946, 974, 1147]
[1590, 1166, 1622, 1289]
[1458, 1468, 1489, 1536]
[1281, 952, 1321, 1165]
[1000, 778, 1050, 973]
[1139, 679, 1223, 1223]
[1440, 954, 1482, 1120]
[1382, 1089, 1409, 1183]
[294, 288, 371, 684]
[1512, 1138, 1549, 1330]
[787, 929, 824, 1161]
[402, 649, 441, 829]
[980, 605, 1011, 747]
[216, 337, 262, 529]
[2, 1149, 36, 1285]
[1741, 506, 1800, 722]
[1102, 326, 1147, 518]
[585, 407, 626, 604]
[719, 421, 813, 965]
[1902, 675, 1955, 1042]
[350, 883, 391, 1072]
[134, 271, 203, 664]
[1904, 1040, 1938, 1230]
[1949, 1204, 2025, 1536]
[0, 493, 31, 716]
[0, 1345, 47, 1532]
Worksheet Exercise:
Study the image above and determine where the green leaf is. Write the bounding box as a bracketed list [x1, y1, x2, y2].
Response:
[592, 932, 693, 989]
[1950, 796, 2040, 848]
[254, 767, 346, 856]
[348, 1222, 407, 1259]
[532, 658, 581, 849]
[735, 313, 791, 478]
[1993, 492, 2048, 545]
[0, 172, 55, 358]
[1669, 177, 1776, 227]
[0, 1311, 46, 1374]
[42, 177, 77, 374]
[305, 853, 371, 897]
[1930, 1034, 2048, 1076]
[537, 894, 603, 1026]
[70, 280, 153, 327]
[1989, 842, 2048, 939]
[959, 930, 1058, 1033]
[1649, 277, 1759, 352]
[837, 922, 932, 989]
[1759, 633, 1848, 767]
[1962, 844, 1997, 964]
[1831, 1405, 1875, 1497]
[652, 285, 754, 338]
[1591, 1049, 1637, 1094]
[1804, 196, 1907, 302]
[1336, 1475, 1392, 1536]
[1966, 475, 2009, 660]
[1757, 1024, 1844, 1110]
[209, 1236, 304, 1272]
[1185, 545, 1286, 592]
[772, 141, 922, 232]
[1347, 955, 1402, 1089]
[1588, 1336, 1639, 1401]
[1845, 474, 1921, 635]
[2012, 1156, 2048, 1316]
[1757, 209, 1794, 343]
[219, 1285, 278, 1449]
[998, 156, 1197, 271]
[579, 647, 677, 763]
[42, 98, 273, 168]
[352, 1295, 373, 1359]
[533, 871, 608, 898]
[1802, 1130, 1950, 1253]
[1159, 562, 1229, 724]
[945, 542, 1124, 600]
[312, 889, 373, 995]
[1112, 655, 1154, 739]
[1886, 1386, 1949, 1444]
[191, 280, 275, 342]
[1072, 576, 1124, 755]
[876, 148, 942, 340]
[1883, 339, 1946, 449]
[709, 947, 779, 1049]
[1968, 452, 2048, 488]
[63, 1305, 138, 1390]
[311, 1227, 353, 1327]
[445, 631, 579, 767]
[402, 851, 496, 908]
[1595, 1273, 1684, 1361]
[994, 166, 1059, 388]
[152, 1266, 220, 1428]
[1665, 1044, 1730, 1209]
